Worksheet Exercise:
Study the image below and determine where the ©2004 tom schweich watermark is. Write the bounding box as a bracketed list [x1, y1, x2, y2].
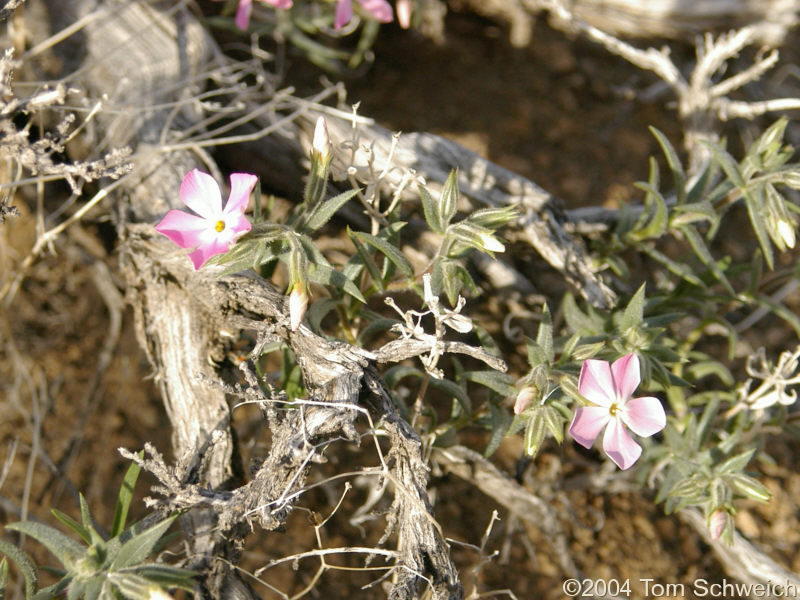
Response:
[561, 577, 800, 597]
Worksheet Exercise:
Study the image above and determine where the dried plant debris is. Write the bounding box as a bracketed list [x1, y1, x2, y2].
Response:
[0, 49, 131, 195]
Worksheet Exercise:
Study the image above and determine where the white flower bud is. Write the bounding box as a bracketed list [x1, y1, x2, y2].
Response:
[312, 116, 332, 160]
[289, 283, 309, 332]
[396, 0, 412, 28]
[480, 232, 505, 253]
[777, 219, 796, 249]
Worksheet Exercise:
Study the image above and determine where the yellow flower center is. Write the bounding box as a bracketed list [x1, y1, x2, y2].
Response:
[215, 220, 225, 232]
[609, 402, 620, 416]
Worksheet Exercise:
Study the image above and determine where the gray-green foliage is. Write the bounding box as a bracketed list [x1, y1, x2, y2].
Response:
[510, 120, 800, 542]
[0, 458, 195, 600]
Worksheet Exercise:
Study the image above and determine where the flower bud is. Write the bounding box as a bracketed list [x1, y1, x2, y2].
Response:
[479, 232, 505, 253]
[777, 219, 796, 249]
[708, 509, 728, 541]
[396, 0, 412, 28]
[312, 116, 332, 161]
[514, 386, 537, 414]
[148, 587, 174, 600]
[289, 282, 309, 332]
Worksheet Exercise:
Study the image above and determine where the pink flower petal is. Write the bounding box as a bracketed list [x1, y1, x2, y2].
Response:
[514, 387, 537, 415]
[611, 353, 641, 401]
[180, 169, 222, 219]
[155, 210, 213, 249]
[357, 0, 393, 22]
[569, 406, 610, 449]
[708, 509, 728, 541]
[222, 210, 252, 240]
[187, 236, 232, 270]
[235, 0, 253, 29]
[602, 418, 642, 470]
[578, 359, 615, 407]
[226, 173, 258, 215]
[335, 0, 352, 28]
[622, 396, 666, 437]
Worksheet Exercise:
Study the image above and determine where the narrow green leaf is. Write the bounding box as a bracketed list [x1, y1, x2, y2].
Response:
[383, 365, 423, 388]
[726, 473, 771, 502]
[666, 474, 708, 501]
[744, 187, 775, 269]
[526, 338, 548, 367]
[440, 260, 462, 306]
[307, 298, 339, 333]
[461, 371, 516, 397]
[307, 263, 366, 303]
[347, 228, 384, 292]
[303, 189, 359, 232]
[351, 231, 414, 278]
[253, 180, 263, 223]
[418, 184, 443, 234]
[468, 205, 519, 229]
[428, 378, 471, 414]
[112, 453, 142, 539]
[523, 410, 547, 458]
[78, 495, 103, 547]
[0, 540, 37, 599]
[438, 170, 459, 228]
[649, 127, 686, 203]
[640, 245, 703, 286]
[0, 557, 7, 599]
[703, 139, 746, 189]
[716, 449, 755, 475]
[753, 293, 800, 336]
[541, 406, 565, 444]
[81, 576, 103, 600]
[685, 161, 714, 205]
[679, 225, 734, 294]
[31, 579, 70, 600]
[536, 304, 554, 362]
[50, 509, 91, 546]
[620, 283, 646, 333]
[485, 402, 512, 457]
[109, 515, 178, 570]
[123, 564, 196, 590]
[5, 522, 83, 568]
[66, 579, 84, 600]
[570, 341, 605, 362]
[632, 181, 668, 239]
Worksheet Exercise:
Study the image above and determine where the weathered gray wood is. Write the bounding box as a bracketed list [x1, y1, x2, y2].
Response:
[34, 1, 253, 597]
[449, 0, 799, 46]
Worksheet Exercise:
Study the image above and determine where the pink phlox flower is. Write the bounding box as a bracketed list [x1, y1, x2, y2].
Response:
[568, 353, 666, 470]
[335, 0, 393, 29]
[155, 169, 257, 270]
[214, 0, 292, 31]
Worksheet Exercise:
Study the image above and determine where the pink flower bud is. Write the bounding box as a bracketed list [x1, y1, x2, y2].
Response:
[312, 116, 332, 160]
[514, 387, 537, 414]
[708, 509, 728, 541]
[289, 283, 309, 331]
[396, 0, 412, 28]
